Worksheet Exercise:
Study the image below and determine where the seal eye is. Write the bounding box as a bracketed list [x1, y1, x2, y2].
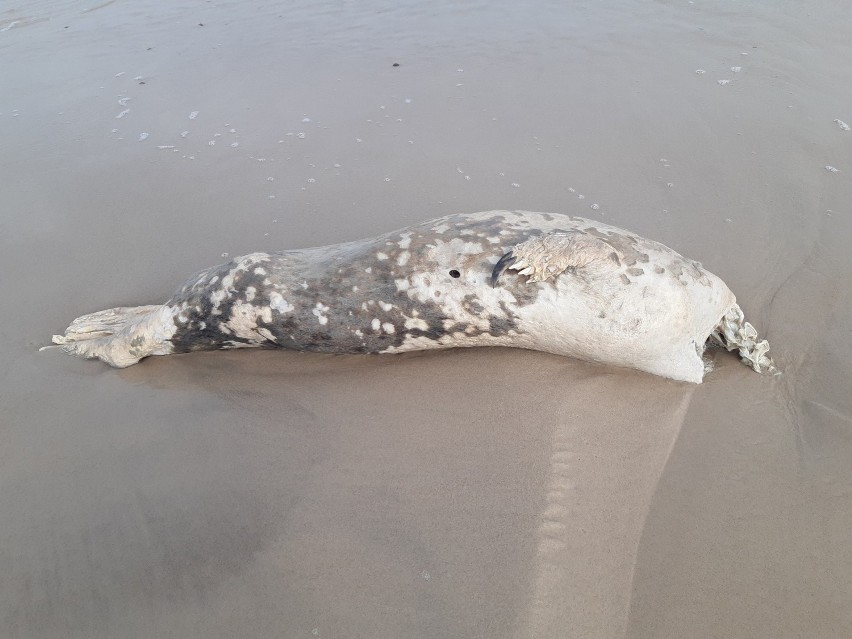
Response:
[449, 269, 461, 278]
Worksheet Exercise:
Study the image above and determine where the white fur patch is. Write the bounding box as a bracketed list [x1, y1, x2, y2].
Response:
[403, 315, 429, 331]
[227, 300, 273, 342]
[312, 302, 330, 325]
[268, 292, 294, 314]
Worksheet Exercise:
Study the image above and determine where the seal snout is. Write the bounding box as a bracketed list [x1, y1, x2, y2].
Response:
[490, 251, 517, 287]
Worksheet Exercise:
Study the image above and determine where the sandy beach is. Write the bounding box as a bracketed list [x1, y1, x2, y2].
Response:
[2, 1, 851, 637]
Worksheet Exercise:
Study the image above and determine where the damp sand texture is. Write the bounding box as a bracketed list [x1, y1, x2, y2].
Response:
[3, 1, 852, 638]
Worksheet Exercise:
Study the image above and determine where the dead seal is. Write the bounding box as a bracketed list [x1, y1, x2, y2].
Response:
[51, 210, 776, 383]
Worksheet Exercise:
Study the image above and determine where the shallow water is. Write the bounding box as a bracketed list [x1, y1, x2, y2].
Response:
[2, 1, 851, 637]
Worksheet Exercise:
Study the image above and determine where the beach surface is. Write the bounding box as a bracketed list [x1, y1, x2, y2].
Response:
[2, 1, 851, 637]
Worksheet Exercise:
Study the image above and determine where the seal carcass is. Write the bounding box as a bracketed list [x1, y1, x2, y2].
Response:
[52, 210, 776, 383]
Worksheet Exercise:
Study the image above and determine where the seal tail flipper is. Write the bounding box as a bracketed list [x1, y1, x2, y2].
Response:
[52, 306, 162, 343]
[710, 303, 779, 375]
[52, 305, 174, 368]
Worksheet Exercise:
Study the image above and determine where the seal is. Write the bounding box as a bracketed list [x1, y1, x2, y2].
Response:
[52, 210, 776, 383]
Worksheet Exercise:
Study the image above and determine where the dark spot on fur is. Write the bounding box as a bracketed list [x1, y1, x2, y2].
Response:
[508, 281, 540, 307]
[449, 322, 470, 333]
[461, 294, 485, 315]
[486, 315, 517, 336]
[449, 269, 460, 278]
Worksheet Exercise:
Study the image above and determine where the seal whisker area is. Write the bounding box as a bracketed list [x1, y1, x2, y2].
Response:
[50, 210, 777, 383]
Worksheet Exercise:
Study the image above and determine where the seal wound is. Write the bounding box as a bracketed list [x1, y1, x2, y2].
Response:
[51, 210, 777, 383]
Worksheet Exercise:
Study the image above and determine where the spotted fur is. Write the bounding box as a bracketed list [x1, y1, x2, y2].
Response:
[53, 210, 745, 382]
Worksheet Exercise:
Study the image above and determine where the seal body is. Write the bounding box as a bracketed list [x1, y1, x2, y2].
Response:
[54, 210, 752, 383]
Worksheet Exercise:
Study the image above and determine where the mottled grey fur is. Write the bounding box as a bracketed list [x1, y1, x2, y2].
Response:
[54, 210, 739, 378]
[167, 212, 542, 353]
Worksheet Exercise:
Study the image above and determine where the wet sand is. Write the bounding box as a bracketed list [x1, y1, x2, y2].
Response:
[2, 1, 852, 637]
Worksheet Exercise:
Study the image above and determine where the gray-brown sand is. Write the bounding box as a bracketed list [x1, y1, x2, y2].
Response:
[2, 1, 851, 637]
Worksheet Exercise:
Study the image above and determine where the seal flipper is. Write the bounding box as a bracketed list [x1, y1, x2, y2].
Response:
[493, 231, 621, 285]
[52, 306, 161, 342]
[710, 303, 779, 375]
[53, 305, 176, 368]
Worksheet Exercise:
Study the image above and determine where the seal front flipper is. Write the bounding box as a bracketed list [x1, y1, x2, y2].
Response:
[491, 231, 621, 286]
